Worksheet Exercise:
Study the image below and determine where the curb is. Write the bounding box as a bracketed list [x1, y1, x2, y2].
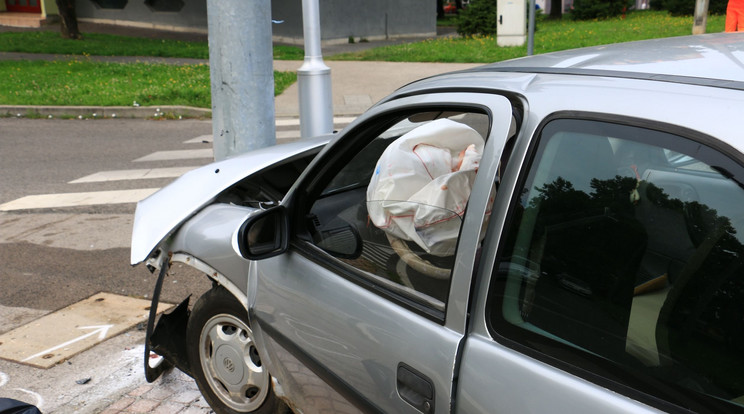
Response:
[0, 105, 212, 119]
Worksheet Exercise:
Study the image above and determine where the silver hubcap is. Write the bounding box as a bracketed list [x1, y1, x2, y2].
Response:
[199, 314, 269, 411]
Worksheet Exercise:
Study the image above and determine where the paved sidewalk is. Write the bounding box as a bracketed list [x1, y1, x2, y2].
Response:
[100, 370, 211, 414]
[273, 60, 481, 117]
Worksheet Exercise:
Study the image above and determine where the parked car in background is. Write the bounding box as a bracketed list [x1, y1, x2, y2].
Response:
[132, 33, 744, 413]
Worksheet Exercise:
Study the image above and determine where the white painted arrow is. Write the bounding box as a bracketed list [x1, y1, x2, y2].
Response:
[22, 325, 113, 362]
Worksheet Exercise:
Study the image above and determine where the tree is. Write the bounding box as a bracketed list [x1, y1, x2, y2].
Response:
[571, 0, 632, 19]
[55, 0, 82, 39]
[456, 0, 497, 36]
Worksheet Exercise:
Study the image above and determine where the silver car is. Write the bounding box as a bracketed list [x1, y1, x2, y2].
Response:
[131, 33, 744, 413]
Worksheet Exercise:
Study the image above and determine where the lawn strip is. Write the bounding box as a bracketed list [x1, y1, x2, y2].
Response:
[0, 60, 296, 108]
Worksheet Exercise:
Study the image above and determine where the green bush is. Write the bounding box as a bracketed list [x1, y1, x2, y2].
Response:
[571, 0, 633, 19]
[456, 0, 497, 36]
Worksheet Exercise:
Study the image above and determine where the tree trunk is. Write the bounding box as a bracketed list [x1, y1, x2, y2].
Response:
[55, 0, 82, 39]
[550, 0, 563, 17]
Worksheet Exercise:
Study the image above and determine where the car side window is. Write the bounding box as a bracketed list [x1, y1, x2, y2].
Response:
[307, 111, 490, 307]
[490, 118, 744, 411]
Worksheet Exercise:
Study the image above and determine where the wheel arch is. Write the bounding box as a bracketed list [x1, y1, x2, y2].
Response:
[170, 252, 249, 311]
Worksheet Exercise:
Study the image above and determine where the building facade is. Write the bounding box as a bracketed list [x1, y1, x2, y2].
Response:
[2, 0, 436, 44]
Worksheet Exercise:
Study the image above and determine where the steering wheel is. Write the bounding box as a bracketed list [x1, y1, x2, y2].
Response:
[386, 234, 452, 281]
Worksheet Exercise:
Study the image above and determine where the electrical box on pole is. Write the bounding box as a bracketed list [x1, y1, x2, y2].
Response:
[497, 0, 526, 47]
[208, 0, 276, 161]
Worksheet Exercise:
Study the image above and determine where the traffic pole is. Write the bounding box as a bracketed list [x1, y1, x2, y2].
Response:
[207, 0, 276, 160]
[298, 0, 334, 139]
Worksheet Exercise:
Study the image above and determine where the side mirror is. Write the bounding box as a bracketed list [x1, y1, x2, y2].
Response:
[237, 206, 288, 260]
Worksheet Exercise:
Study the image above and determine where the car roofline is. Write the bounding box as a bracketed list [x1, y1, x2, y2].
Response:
[465, 66, 744, 92]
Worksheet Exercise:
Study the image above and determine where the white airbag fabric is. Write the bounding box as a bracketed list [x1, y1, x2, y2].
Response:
[367, 119, 484, 256]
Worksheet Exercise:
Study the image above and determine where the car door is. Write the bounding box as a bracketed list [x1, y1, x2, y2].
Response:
[249, 93, 516, 413]
[458, 113, 744, 413]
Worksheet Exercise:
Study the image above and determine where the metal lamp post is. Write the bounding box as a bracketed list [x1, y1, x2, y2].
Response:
[298, 0, 334, 139]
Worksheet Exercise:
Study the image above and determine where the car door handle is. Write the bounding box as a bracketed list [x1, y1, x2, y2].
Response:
[397, 363, 434, 413]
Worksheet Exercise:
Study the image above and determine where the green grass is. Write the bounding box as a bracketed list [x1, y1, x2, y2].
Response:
[0, 10, 728, 108]
[331, 10, 727, 63]
[0, 30, 305, 60]
[0, 59, 296, 108]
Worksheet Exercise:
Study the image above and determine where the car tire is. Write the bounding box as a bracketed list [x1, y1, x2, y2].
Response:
[187, 286, 284, 414]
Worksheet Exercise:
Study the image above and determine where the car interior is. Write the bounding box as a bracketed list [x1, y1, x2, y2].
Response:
[307, 111, 492, 307]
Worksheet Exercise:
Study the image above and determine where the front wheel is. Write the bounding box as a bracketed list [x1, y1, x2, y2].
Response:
[187, 286, 281, 414]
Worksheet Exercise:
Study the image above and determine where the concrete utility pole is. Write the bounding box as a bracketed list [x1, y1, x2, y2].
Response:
[527, 0, 536, 55]
[298, 0, 333, 139]
[207, 0, 276, 161]
[692, 0, 709, 34]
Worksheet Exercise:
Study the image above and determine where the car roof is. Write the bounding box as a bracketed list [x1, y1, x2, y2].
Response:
[381, 33, 744, 150]
[469, 33, 744, 89]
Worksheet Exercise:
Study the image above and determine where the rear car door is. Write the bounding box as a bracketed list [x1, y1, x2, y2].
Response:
[250, 94, 516, 413]
[458, 114, 744, 413]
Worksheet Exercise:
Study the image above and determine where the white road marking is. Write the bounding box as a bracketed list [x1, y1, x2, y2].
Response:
[0, 189, 159, 211]
[13, 388, 44, 410]
[183, 134, 213, 144]
[181, 117, 353, 144]
[133, 148, 213, 162]
[69, 166, 198, 183]
[22, 325, 113, 363]
[275, 116, 356, 127]
[0, 372, 8, 387]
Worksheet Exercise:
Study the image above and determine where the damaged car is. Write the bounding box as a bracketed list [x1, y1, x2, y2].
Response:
[131, 33, 744, 414]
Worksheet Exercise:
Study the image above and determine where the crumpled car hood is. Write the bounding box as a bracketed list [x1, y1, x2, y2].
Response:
[130, 137, 328, 265]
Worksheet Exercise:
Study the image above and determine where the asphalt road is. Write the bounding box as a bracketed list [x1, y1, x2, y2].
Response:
[1, 118, 212, 207]
[0, 118, 217, 412]
[0, 117, 215, 306]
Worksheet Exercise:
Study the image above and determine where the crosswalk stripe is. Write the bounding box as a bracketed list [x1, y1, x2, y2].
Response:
[0, 189, 159, 212]
[183, 135, 213, 144]
[4, 117, 356, 211]
[69, 167, 199, 184]
[275, 116, 357, 127]
[133, 149, 213, 162]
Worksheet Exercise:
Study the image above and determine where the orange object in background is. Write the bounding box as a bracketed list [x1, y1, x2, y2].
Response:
[726, 0, 744, 32]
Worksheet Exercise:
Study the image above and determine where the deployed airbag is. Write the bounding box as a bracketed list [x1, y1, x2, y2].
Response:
[367, 119, 484, 256]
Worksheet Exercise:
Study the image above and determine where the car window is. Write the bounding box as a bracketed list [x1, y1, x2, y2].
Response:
[307, 111, 490, 308]
[490, 118, 744, 411]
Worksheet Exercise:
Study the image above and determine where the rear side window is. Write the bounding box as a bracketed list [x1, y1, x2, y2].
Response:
[490, 119, 744, 411]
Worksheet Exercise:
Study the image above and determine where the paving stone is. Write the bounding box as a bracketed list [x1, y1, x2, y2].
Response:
[180, 406, 214, 414]
[127, 384, 153, 397]
[145, 384, 177, 401]
[126, 398, 161, 413]
[170, 389, 204, 404]
[107, 396, 135, 411]
[151, 401, 187, 414]
[193, 396, 212, 408]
